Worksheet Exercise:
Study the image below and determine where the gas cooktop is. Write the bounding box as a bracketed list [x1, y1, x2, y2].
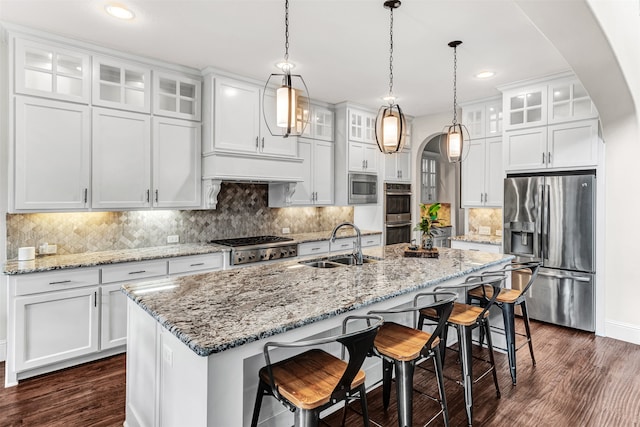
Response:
[210, 235, 294, 247]
[209, 236, 297, 265]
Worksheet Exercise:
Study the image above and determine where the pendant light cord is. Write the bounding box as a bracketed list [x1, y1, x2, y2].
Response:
[452, 43, 458, 125]
[388, 6, 394, 102]
[284, 0, 290, 63]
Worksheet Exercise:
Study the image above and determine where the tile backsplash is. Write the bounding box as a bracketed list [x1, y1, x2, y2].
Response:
[467, 208, 503, 235]
[6, 183, 353, 259]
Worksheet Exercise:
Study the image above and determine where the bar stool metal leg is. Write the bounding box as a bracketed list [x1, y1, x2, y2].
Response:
[433, 347, 450, 427]
[483, 319, 501, 398]
[382, 358, 394, 410]
[294, 408, 320, 427]
[521, 301, 536, 366]
[358, 384, 371, 427]
[502, 302, 518, 385]
[457, 325, 474, 427]
[394, 360, 416, 427]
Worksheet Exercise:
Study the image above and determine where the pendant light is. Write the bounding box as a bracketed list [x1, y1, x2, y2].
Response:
[263, 0, 309, 138]
[374, 0, 406, 154]
[440, 40, 470, 163]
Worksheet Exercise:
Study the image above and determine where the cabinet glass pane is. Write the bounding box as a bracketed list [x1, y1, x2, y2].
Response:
[510, 96, 524, 110]
[159, 79, 176, 94]
[180, 82, 195, 98]
[25, 69, 52, 92]
[56, 54, 83, 76]
[57, 75, 83, 97]
[100, 64, 121, 84]
[125, 70, 145, 89]
[527, 107, 542, 123]
[180, 99, 194, 114]
[527, 92, 542, 107]
[553, 102, 570, 120]
[125, 88, 145, 107]
[159, 94, 176, 111]
[510, 111, 524, 125]
[25, 50, 52, 71]
[552, 87, 570, 102]
[574, 99, 592, 116]
[100, 83, 121, 102]
[574, 84, 588, 99]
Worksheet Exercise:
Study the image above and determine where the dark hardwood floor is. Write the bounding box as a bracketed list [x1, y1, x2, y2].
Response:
[1, 320, 639, 426]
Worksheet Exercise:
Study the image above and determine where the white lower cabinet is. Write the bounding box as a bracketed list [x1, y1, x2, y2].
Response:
[451, 240, 502, 254]
[100, 283, 131, 350]
[297, 234, 382, 257]
[14, 286, 99, 372]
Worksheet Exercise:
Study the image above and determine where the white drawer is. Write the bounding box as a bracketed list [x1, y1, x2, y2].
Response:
[361, 234, 382, 247]
[13, 268, 100, 296]
[298, 240, 331, 256]
[101, 260, 168, 284]
[330, 237, 356, 253]
[168, 253, 223, 275]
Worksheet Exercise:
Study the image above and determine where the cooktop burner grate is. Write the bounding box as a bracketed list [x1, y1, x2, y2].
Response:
[209, 235, 294, 247]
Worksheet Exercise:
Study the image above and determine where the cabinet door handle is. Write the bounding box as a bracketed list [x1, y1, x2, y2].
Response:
[485, 192, 488, 203]
[548, 152, 552, 164]
[155, 190, 159, 203]
[83, 188, 88, 204]
[362, 160, 365, 169]
[365, 160, 368, 168]
[256, 137, 259, 148]
[49, 280, 71, 285]
[542, 152, 545, 164]
[261, 137, 265, 149]
[94, 291, 97, 308]
[190, 263, 205, 267]
[146, 189, 150, 203]
[129, 270, 147, 275]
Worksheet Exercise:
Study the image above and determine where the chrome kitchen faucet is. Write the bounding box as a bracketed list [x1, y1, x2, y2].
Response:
[330, 222, 363, 266]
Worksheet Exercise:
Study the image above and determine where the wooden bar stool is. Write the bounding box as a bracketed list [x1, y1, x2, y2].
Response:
[368, 291, 457, 427]
[250, 314, 383, 427]
[467, 261, 541, 385]
[418, 275, 506, 427]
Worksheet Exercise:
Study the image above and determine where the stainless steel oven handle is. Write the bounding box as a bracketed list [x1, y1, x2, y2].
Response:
[385, 191, 412, 196]
[385, 223, 411, 228]
[538, 271, 591, 282]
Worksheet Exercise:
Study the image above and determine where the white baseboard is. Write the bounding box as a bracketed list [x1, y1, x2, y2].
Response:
[605, 320, 640, 345]
[0, 340, 6, 362]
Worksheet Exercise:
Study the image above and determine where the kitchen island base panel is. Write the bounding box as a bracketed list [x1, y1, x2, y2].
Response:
[124, 263, 509, 427]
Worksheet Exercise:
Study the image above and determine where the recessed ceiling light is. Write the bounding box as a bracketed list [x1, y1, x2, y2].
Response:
[105, 3, 135, 20]
[475, 70, 495, 79]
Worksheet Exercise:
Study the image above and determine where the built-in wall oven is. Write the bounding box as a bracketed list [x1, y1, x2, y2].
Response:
[384, 183, 412, 245]
[348, 173, 378, 204]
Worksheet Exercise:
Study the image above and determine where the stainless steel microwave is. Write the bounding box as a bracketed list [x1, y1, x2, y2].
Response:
[348, 173, 378, 204]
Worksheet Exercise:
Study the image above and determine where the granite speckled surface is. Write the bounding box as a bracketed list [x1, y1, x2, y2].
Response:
[3, 244, 229, 275]
[123, 245, 513, 357]
[2, 231, 382, 275]
[451, 234, 503, 246]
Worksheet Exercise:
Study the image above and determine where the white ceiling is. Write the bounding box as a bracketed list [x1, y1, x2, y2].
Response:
[0, 0, 572, 117]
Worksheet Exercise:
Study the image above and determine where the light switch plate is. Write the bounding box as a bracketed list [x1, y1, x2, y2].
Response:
[479, 226, 491, 235]
[167, 235, 179, 244]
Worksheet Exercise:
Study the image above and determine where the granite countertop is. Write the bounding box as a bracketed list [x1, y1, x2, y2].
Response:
[451, 234, 503, 246]
[123, 245, 513, 357]
[2, 230, 383, 275]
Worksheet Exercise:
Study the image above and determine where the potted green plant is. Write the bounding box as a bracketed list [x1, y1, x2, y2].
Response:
[414, 203, 441, 249]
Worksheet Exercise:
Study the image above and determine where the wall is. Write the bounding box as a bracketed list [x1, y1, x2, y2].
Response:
[517, 0, 640, 344]
[467, 208, 502, 236]
[5, 183, 354, 259]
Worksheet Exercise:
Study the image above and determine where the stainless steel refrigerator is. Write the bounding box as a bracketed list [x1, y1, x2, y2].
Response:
[503, 173, 595, 332]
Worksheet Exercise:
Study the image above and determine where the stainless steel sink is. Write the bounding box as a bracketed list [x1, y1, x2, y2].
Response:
[300, 260, 342, 268]
[330, 256, 378, 266]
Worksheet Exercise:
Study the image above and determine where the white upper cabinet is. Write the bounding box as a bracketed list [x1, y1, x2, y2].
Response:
[462, 97, 503, 140]
[301, 105, 334, 142]
[502, 84, 547, 130]
[14, 96, 91, 211]
[14, 38, 91, 104]
[348, 141, 379, 173]
[383, 149, 411, 182]
[548, 78, 598, 124]
[349, 108, 376, 144]
[153, 71, 202, 121]
[213, 77, 297, 158]
[462, 137, 503, 207]
[152, 117, 201, 208]
[92, 55, 151, 113]
[92, 108, 152, 209]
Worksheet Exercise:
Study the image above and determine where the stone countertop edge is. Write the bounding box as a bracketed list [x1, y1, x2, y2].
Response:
[2, 230, 383, 275]
[450, 234, 503, 245]
[122, 246, 514, 358]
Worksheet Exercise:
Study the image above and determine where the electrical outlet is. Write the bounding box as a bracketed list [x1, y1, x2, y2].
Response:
[167, 235, 179, 244]
[478, 226, 491, 235]
[282, 227, 290, 234]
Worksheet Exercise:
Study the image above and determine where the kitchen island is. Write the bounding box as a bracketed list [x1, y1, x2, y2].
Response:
[122, 244, 513, 427]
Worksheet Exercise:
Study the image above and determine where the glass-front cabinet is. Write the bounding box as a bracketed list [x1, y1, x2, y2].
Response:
[548, 79, 598, 124]
[92, 56, 151, 113]
[153, 71, 202, 121]
[503, 85, 547, 130]
[14, 38, 91, 103]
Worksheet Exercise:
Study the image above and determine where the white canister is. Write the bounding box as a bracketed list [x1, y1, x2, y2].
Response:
[18, 247, 36, 261]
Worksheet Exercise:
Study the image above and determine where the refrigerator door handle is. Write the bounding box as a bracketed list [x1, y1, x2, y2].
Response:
[536, 184, 544, 259]
[541, 184, 550, 262]
[538, 271, 592, 282]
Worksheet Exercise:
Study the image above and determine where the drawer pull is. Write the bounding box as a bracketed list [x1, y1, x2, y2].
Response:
[190, 263, 205, 267]
[49, 280, 72, 285]
[129, 270, 147, 275]
[311, 247, 321, 251]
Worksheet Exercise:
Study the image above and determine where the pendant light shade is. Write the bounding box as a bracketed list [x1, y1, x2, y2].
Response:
[374, 0, 406, 154]
[263, 0, 309, 138]
[440, 40, 470, 163]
